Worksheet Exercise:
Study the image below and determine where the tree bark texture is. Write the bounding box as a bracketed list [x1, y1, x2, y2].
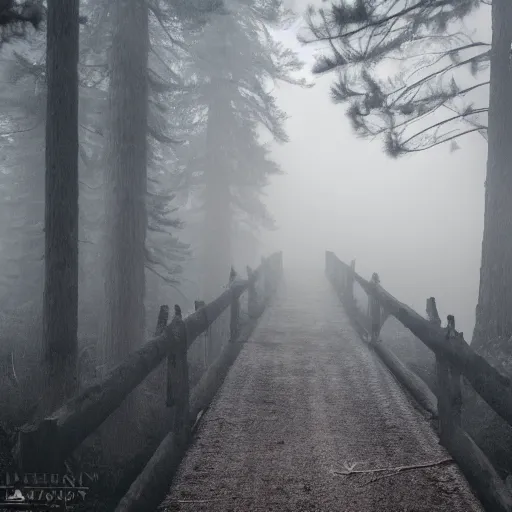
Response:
[473, 0, 512, 349]
[43, 0, 80, 413]
[104, 0, 149, 367]
[102, 0, 149, 462]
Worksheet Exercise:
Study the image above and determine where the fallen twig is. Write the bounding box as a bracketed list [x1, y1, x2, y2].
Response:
[359, 458, 456, 487]
[332, 458, 454, 476]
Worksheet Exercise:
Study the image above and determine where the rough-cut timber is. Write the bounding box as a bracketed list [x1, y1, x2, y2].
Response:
[331, 253, 512, 429]
[14, 327, 175, 470]
[371, 339, 438, 418]
[13, 278, 257, 470]
[114, 431, 182, 512]
[326, 266, 437, 418]
[115, 312, 266, 512]
[445, 426, 512, 512]
[13, 255, 283, 471]
[159, 273, 482, 512]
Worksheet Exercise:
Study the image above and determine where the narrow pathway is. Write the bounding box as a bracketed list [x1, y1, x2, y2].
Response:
[159, 272, 483, 511]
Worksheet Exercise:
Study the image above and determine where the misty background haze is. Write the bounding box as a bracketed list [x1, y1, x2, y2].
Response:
[262, 0, 489, 338]
[1, 2, 510, 510]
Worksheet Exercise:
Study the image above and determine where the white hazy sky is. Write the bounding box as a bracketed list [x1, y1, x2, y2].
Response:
[262, 1, 489, 338]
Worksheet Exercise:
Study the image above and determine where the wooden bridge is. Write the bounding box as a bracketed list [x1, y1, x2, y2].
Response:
[11, 251, 512, 511]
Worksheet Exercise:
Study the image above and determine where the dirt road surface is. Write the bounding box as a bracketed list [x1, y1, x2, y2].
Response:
[159, 273, 483, 512]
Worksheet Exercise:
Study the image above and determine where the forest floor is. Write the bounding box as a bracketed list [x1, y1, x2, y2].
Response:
[159, 273, 483, 512]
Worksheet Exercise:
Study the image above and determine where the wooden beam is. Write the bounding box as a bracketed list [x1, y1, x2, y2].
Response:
[327, 266, 437, 418]
[154, 305, 169, 336]
[372, 340, 438, 419]
[114, 431, 183, 512]
[14, 325, 175, 471]
[13, 254, 277, 471]
[168, 308, 189, 443]
[430, 309, 462, 443]
[114, 317, 264, 512]
[113, 271, 275, 512]
[369, 273, 381, 343]
[230, 290, 240, 342]
[445, 426, 512, 512]
[329, 253, 512, 429]
[346, 259, 355, 302]
[426, 297, 441, 327]
[246, 266, 258, 318]
[166, 308, 188, 420]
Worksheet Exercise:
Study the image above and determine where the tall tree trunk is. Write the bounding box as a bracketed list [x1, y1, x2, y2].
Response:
[104, 0, 148, 366]
[42, 0, 80, 413]
[202, 82, 232, 300]
[472, 0, 512, 349]
[102, 0, 148, 461]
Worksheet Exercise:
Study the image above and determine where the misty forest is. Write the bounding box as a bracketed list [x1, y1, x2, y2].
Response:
[0, 0, 511, 511]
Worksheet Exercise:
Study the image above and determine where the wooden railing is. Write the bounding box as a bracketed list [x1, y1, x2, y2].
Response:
[325, 250, 512, 512]
[13, 251, 283, 511]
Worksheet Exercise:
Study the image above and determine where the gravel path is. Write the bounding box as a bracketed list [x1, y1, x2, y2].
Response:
[159, 273, 483, 512]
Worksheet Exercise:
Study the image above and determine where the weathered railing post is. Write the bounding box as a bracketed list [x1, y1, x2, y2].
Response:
[426, 297, 441, 327]
[337, 259, 345, 290]
[229, 267, 240, 342]
[345, 259, 355, 302]
[262, 256, 271, 300]
[166, 305, 190, 443]
[247, 266, 258, 318]
[269, 254, 277, 292]
[325, 251, 332, 279]
[369, 273, 381, 343]
[429, 306, 462, 444]
[155, 305, 169, 336]
[195, 300, 207, 367]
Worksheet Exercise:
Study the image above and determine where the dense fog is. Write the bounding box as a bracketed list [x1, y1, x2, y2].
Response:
[0, 1, 509, 511]
[263, 0, 489, 337]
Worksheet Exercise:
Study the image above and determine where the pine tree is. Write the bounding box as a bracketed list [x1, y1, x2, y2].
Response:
[0, 0, 192, 334]
[303, 0, 486, 155]
[474, 0, 512, 350]
[103, 0, 149, 366]
[304, 0, 512, 352]
[177, 0, 306, 298]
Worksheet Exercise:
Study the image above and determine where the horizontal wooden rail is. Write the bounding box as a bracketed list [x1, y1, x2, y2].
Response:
[444, 425, 512, 512]
[14, 252, 283, 471]
[115, 254, 283, 512]
[114, 318, 263, 512]
[326, 250, 512, 512]
[371, 340, 438, 418]
[326, 253, 438, 419]
[326, 251, 512, 429]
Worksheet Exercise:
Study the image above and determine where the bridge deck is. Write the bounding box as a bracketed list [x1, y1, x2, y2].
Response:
[159, 273, 483, 511]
